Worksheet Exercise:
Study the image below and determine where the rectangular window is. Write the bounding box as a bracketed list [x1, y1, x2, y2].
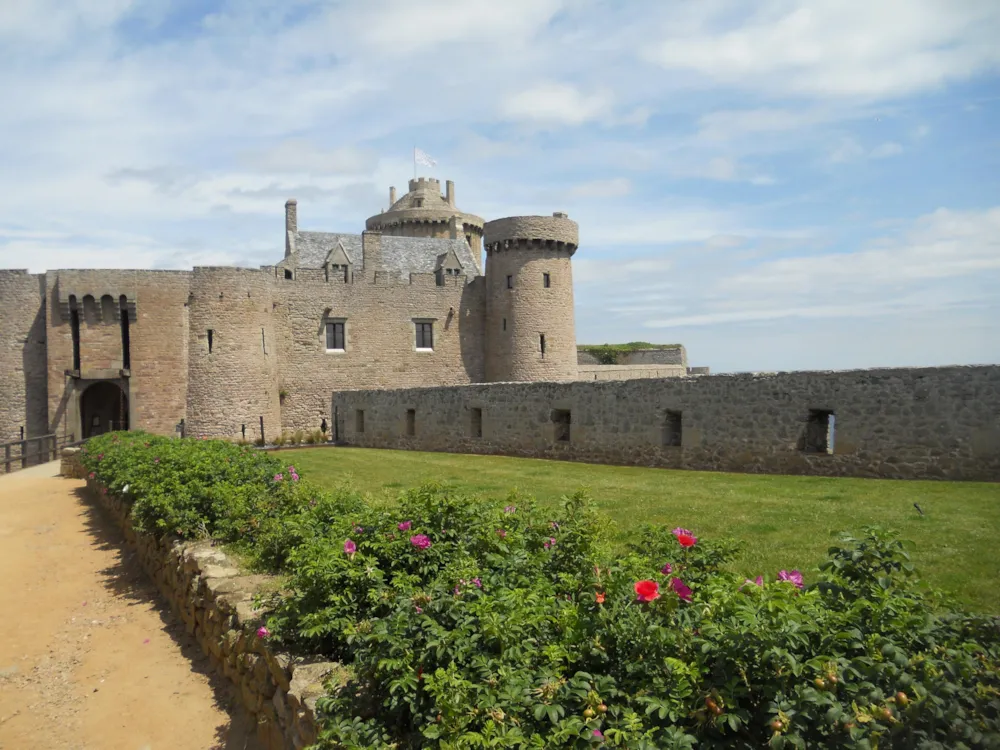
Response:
[70, 303, 81, 371]
[415, 321, 434, 350]
[502, 318, 506, 331]
[803, 409, 835, 454]
[552, 409, 571, 442]
[405, 408, 416, 436]
[470, 407, 483, 438]
[355, 409, 364, 433]
[119, 297, 131, 369]
[543, 272, 551, 288]
[207, 329, 214, 354]
[663, 410, 682, 447]
[539, 334, 546, 355]
[506, 275, 513, 289]
[325, 321, 345, 351]
[284, 268, 293, 280]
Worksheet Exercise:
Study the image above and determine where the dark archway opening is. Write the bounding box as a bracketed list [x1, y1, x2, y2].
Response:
[81, 381, 129, 438]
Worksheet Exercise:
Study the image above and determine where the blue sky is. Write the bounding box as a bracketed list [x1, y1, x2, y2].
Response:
[1, 0, 998, 373]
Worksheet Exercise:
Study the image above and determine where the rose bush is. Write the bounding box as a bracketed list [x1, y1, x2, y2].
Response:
[80, 432, 1000, 749]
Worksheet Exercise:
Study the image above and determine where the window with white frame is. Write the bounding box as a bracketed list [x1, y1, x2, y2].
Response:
[415, 321, 434, 350]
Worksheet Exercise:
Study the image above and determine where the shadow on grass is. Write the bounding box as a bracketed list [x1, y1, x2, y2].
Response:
[72, 486, 265, 750]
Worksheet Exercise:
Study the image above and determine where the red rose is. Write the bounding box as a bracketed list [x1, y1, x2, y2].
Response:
[634, 580, 660, 602]
[676, 533, 697, 548]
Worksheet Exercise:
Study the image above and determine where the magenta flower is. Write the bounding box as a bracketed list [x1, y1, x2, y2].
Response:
[503, 505, 516, 514]
[593, 729, 604, 740]
[550, 521, 560, 530]
[744, 576, 764, 587]
[671, 527, 693, 538]
[543, 537, 557, 550]
[274, 473, 283, 482]
[496, 529, 507, 538]
[97, 453, 104, 460]
[288, 465, 296, 472]
[670, 577, 693, 602]
[660, 563, 673, 575]
[154, 457, 160, 464]
[410, 534, 432, 550]
[398, 520, 412, 531]
[88, 472, 95, 480]
[778, 570, 804, 589]
[256, 626, 269, 639]
[414, 605, 423, 614]
[472, 577, 482, 588]
[353, 525, 364, 535]
[290, 472, 299, 481]
[344, 539, 357, 555]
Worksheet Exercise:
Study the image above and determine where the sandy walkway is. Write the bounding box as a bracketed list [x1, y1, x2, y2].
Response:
[0, 463, 263, 750]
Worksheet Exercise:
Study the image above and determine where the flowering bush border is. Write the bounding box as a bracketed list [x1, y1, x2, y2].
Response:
[80, 432, 1000, 749]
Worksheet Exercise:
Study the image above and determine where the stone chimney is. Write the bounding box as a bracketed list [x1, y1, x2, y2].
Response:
[362, 230, 381, 271]
[389, 186, 396, 205]
[446, 180, 455, 207]
[284, 199, 298, 257]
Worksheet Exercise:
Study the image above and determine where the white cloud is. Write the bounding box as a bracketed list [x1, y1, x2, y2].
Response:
[500, 82, 616, 126]
[569, 178, 632, 198]
[642, 0, 1000, 99]
[871, 142, 904, 159]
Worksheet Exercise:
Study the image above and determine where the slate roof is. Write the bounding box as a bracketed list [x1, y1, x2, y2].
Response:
[288, 231, 481, 277]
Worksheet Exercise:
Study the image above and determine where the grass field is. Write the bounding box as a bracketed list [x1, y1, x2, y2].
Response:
[282, 447, 1000, 613]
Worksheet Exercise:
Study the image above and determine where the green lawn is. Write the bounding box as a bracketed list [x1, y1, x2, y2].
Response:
[282, 447, 1000, 613]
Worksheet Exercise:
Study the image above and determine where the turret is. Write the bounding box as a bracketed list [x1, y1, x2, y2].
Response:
[484, 213, 579, 382]
[366, 177, 485, 263]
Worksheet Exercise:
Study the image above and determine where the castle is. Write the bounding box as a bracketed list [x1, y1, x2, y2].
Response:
[0, 176, 608, 444]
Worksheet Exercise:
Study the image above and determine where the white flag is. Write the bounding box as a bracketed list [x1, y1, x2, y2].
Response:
[414, 148, 437, 168]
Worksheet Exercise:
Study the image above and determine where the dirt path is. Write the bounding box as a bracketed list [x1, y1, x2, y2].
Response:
[0, 463, 263, 750]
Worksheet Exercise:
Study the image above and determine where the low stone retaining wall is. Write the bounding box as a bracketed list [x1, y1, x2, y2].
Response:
[66, 450, 338, 750]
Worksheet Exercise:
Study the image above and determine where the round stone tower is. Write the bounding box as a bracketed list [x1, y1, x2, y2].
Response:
[484, 213, 579, 383]
[366, 177, 485, 258]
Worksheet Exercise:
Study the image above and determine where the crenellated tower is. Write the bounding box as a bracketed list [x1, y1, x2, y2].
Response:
[484, 213, 579, 383]
[366, 177, 485, 265]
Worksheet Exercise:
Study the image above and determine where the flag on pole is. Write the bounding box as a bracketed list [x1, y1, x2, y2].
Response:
[414, 147, 437, 168]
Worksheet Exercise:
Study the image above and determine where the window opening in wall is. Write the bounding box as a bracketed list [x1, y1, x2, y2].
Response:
[465, 234, 472, 247]
[663, 409, 682, 447]
[415, 321, 434, 350]
[539, 334, 546, 355]
[803, 409, 835, 454]
[470, 407, 483, 438]
[117, 297, 131, 369]
[261, 328, 267, 355]
[551, 409, 571, 442]
[502, 318, 506, 331]
[543, 272, 551, 288]
[284, 268, 293, 280]
[207, 329, 214, 353]
[69, 297, 81, 371]
[405, 408, 416, 436]
[355, 409, 365, 433]
[326, 321, 345, 351]
[506, 275, 513, 289]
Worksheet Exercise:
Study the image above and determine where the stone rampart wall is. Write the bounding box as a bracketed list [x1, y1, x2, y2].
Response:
[577, 364, 688, 381]
[67, 448, 336, 750]
[332, 365, 1000, 481]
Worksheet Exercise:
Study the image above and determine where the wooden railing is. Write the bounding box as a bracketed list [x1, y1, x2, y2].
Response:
[2, 433, 77, 474]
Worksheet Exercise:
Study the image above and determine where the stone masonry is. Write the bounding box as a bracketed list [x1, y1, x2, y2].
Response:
[332, 365, 1000, 481]
[67, 448, 343, 750]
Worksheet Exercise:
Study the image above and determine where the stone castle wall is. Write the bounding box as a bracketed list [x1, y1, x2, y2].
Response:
[331, 365, 1000, 481]
[272, 269, 486, 436]
[45, 270, 191, 439]
[577, 364, 688, 380]
[0, 271, 48, 442]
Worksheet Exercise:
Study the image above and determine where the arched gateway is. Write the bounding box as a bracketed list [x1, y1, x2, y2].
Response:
[80, 381, 129, 438]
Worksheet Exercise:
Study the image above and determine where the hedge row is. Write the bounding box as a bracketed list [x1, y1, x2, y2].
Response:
[81, 432, 1000, 749]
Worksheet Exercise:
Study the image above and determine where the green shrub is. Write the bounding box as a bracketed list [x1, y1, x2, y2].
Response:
[79, 433, 1000, 749]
